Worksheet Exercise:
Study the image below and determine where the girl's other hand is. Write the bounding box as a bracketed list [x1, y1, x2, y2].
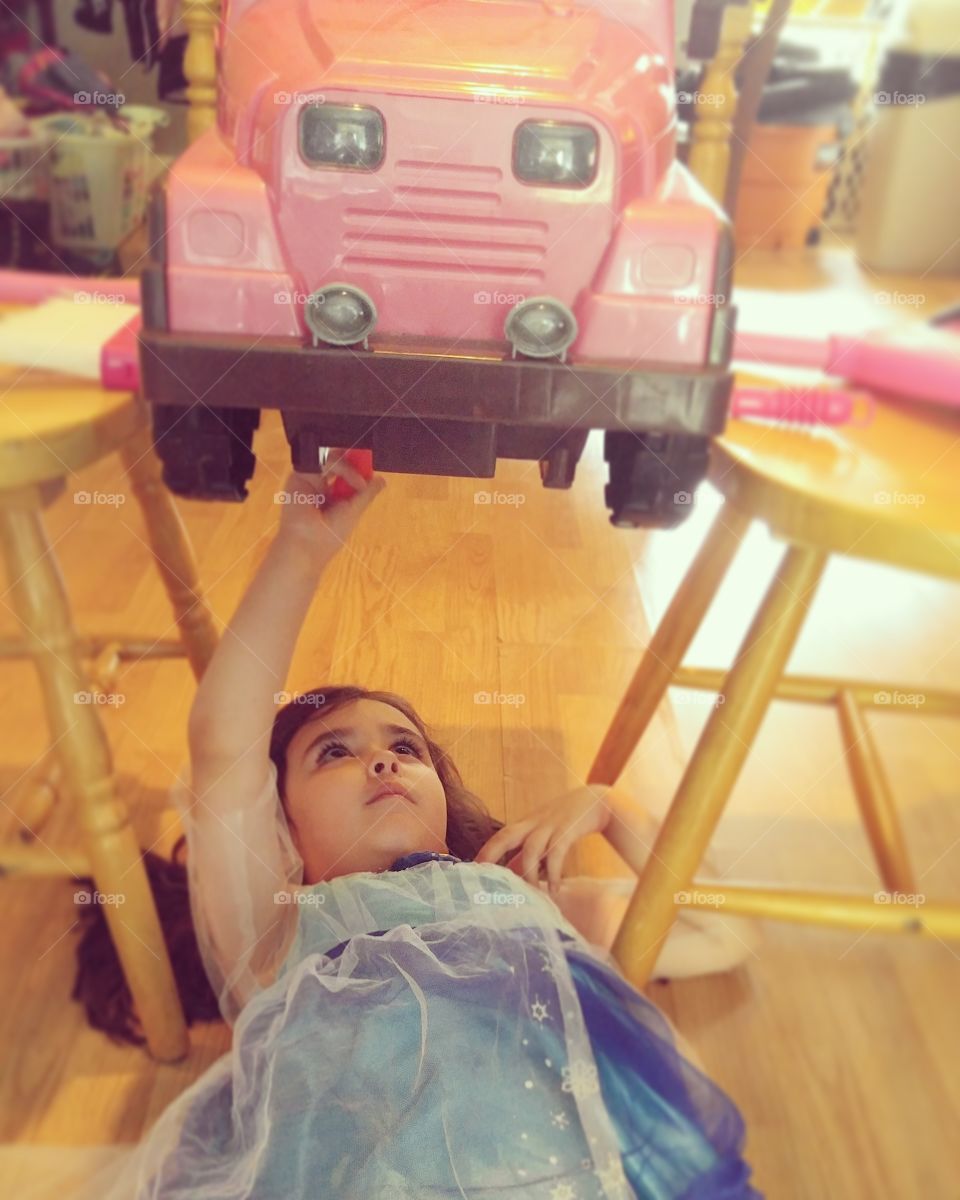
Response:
[275, 455, 386, 561]
[473, 784, 615, 895]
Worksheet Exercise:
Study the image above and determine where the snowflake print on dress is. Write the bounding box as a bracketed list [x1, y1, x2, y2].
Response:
[551, 1110, 571, 1129]
[549, 1183, 579, 1200]
[561, 1058, 601, 1099]
[531, 997, 551, 1023]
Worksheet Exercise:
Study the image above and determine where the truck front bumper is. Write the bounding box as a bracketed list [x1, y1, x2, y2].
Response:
[139, 324, 735, 480]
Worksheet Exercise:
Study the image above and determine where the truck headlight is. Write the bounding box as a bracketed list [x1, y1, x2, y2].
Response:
[505, 297, 578, 359]
[513, 121, 598, 187]
[305, 284, 378, 347]
[300, 103, 385, 170]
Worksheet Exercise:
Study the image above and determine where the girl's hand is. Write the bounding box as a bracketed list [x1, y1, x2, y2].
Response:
[474, 784, 615, 895]
[275, 455, 386, 561]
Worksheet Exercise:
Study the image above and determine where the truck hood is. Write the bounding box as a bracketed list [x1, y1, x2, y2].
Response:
[222, 0, 671, 144]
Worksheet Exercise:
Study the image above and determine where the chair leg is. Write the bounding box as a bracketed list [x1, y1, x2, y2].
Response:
[612, 541, 829, 989]
[589, 504, 751, 785]
[0, 492, 189, 1062]
[118, 412, 219, 680]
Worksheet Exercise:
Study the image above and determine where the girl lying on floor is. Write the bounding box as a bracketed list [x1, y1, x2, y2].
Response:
[72, 457, 762, 1199]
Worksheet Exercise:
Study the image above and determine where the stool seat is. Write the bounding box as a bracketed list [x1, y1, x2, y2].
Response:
[714, 395, 960, 580]
[0, 364, 143, 488]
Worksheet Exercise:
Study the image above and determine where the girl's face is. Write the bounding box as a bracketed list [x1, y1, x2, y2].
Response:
[283, 698, 449, 884]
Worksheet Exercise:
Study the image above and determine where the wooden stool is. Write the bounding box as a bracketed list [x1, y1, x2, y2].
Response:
[0, 363, 218, 1061]
[589, 394, 960, 991]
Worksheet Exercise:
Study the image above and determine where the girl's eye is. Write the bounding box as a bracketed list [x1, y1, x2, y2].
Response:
[315, 738, 423, 763]
[394, 739, 423, 758]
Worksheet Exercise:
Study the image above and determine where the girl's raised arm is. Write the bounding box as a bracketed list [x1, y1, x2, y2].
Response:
[188, 461, 386, 781]
[175, 459, 386, 1022]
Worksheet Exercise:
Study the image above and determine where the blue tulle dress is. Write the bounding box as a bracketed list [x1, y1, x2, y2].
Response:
[112, 848, 761, 1200]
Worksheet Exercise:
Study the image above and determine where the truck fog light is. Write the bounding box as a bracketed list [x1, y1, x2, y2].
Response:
[505, 296, 577, 359]
[305, 284, 377, 347]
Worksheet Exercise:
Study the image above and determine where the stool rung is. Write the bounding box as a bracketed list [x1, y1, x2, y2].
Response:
[678, 882, 960, 938]
[672, 667, 960, 716]
[0, 843, 91, 877]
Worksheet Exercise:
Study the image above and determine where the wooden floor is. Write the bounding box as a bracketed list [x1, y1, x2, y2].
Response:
[1, 243, 959, 1199]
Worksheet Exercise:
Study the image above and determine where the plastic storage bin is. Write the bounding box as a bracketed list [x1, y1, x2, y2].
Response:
[735, 123, 840, 250]
[39, 106, 168, 257]
[0, 125, 53, 202]
[855, 0, 960, 274]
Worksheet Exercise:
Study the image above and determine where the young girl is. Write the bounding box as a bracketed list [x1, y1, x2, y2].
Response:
[71, 456, 762, 1199]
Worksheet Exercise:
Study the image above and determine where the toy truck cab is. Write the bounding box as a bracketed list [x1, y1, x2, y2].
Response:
[141, 0, 736, 528]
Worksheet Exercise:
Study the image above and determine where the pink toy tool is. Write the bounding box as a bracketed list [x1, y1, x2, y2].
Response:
[733, 304, 960, 414]
[729, 386, 874, 426]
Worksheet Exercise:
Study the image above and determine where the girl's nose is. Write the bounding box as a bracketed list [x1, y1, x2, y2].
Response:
[369, 753, 400, 777]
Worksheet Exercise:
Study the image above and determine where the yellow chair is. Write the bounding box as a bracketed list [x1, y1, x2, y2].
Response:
[0, 356, 219, 1061]
[589, 391, 960, 990]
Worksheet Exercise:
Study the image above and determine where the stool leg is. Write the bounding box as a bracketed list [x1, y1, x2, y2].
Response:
[118, 415, 219, 680]
[612, 542, 828, 989]
[0, 497, 189, 1062]
[589, 505, 751, 785]
[836, 689, 916, 893]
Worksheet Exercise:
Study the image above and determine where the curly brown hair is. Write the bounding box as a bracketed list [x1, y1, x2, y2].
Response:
[71, 685, 505, 1047]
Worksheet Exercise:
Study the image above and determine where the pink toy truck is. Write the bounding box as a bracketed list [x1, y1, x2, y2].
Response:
[140, 0, 739, 528]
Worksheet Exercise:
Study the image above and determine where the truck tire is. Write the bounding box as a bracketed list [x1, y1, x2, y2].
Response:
[603, 430, 711, 529]
[152, 403, 260, 501]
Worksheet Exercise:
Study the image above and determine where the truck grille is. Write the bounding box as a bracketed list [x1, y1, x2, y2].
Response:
[340, 159, 548, 282]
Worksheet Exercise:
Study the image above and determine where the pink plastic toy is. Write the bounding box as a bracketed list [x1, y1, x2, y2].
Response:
[138, 0, 739, 527]
[324, 447, 375, 500]
[733, 312, 960, 413]
[729, 386, 875, 426]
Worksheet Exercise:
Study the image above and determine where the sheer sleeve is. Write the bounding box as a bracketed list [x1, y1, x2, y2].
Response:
[169, 757, 304, 1025]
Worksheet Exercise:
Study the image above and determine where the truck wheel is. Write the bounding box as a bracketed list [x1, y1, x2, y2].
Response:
[152, 403, 260, 501]
[603, 431, 711, 530]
